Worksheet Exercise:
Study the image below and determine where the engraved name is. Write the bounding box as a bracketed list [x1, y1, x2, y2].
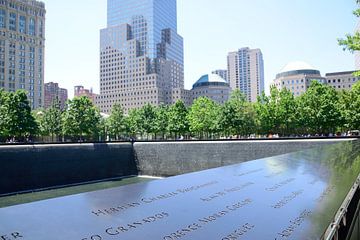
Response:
[200, 182, 254, 202]
[81, 212, 169, 240]
[265, 178, 295, 192]
[162, 199, 252, 240]
[275, 209, 312, 239]
[91, 181, 218, 217]
[221, 223, 255, 240]
[271, 190, 304, 209]
[235, 168, 263, 177]
[316, 185, 335, 203]
[0, 232, 23, 240]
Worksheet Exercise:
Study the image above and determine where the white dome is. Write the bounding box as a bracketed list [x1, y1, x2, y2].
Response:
[280, 61, 316, 73]
[193, 73, 228, 88]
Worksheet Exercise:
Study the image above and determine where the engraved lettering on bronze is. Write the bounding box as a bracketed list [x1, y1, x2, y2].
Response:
[176, 181, 218, 194]
[80, 235, 102, 240]
[91, 202, 141, 217]
[235, 168, 263, 177]
[316, 185, 335, 203]
[271, 190, 304, 209]
[82, 212, 169, 240]
[91, 181, 218, 217]
[265, 171, 283, 178]
[221, 223, 255, 240]
[265, 178, 295, 192]
[0, 232, 23, 240]
[275, 209, 312, 239]
[200, 183, 254, 202]
[162, 199, 252, 240]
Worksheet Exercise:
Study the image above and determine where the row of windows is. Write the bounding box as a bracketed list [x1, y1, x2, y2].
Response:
[0, 9, 43, 36]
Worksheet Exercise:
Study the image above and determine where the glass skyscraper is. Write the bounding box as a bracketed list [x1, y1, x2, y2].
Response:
[97, 0, 184, 114]
[107, 0, 179, 61]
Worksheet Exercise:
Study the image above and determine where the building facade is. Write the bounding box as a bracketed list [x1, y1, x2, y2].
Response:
[212, 69, 228, 83]
[227, 47, 264, 102]
[74, 85, 98, 103]
[271, 61, 327, 96]
[0, 0, 45, 109]
[97, 0, 184, 114]
[44, 82, 68, 110]
[325, 71, 360, 91]
[191, 73, 231, 105]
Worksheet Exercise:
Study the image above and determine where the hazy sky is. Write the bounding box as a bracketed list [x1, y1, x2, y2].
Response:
[42, 0, 357, 97]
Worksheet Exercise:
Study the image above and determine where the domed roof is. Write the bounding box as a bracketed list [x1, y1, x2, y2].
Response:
[193, 74, 228, 88]
[276, 61, 320, 79]
[280, 61, 316, 73]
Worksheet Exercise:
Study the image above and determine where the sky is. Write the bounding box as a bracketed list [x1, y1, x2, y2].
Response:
[42, 0, 357, 98]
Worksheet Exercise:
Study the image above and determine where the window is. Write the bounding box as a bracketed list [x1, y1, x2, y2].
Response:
[0, 9, 5, 28]
[19, 15, 26, 33]
[9, 12, 16, 31]
[29, 18, 35, 36]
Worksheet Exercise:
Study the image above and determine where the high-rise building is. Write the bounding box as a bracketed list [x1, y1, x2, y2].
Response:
[212, 69, 228, 83]
[97, 0, 184, 114]
[44, 82, 68, 110]
[271, 61, 327, 96]
[227, 47, 264, 102]
[0, 0, 46, 109]
[74, 85, 98, 103]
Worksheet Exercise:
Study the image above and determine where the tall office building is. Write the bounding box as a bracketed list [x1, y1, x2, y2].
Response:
[97, 0, 184, 114]
[227, 47, 264, 102]
[0, 0, 45, 109]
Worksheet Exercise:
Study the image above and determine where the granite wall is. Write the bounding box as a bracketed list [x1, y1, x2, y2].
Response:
[0, 143, 135, 195]
[0, 139, 354, 195]
[133, 139, 352, 176]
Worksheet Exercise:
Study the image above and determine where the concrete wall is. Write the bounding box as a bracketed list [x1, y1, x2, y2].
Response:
[0, 143, 135, 195]
[134, 139, 352, 176]
[0, 139, 355, 195]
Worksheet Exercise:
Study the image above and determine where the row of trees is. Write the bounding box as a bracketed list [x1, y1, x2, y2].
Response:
[0, 81, 359, 143]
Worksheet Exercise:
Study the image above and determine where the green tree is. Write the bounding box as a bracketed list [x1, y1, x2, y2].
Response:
[255, 88, 279, 135]
[297, 81, 342, 134]
[339, 81, 360, 130]
[62, 96, 101, 141]
[125, 108, 143, 139]
[167, 100, 188, 139]
[277, 88, 298, 136]
[154, 104, 169, 140]
[107, 104, 126, 140]
[41, 99, 63, 142]
[0, 89, 9, 141]
[338, 0, 360, 76]
[221, 90, 256, 137]
[139, 103, 157, 139]
[1, 90, 38, 141]
[187, 97, 221, 139]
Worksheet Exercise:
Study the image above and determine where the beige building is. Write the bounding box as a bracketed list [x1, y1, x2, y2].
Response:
[191, 73, 231, 105]
[227, 47, 264, 102]
[271, 61, 326, 96]
[96, 0, 184, 114]
[325, 71, 360, 91]
[0, 0, 46, 109]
